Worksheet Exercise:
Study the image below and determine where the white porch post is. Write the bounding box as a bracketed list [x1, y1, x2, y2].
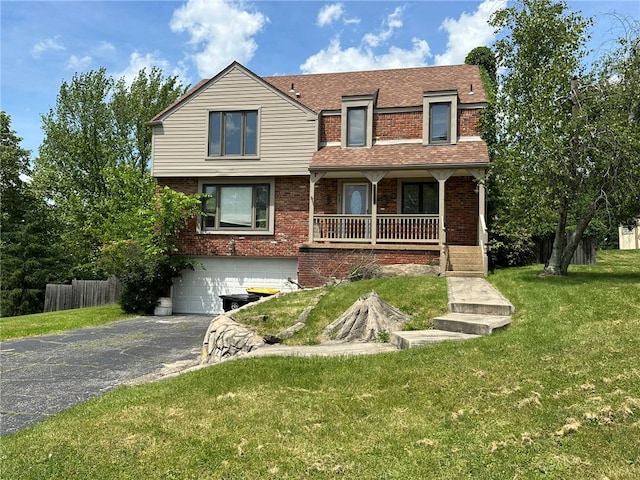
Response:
[431, 169, 455, 274]
[364, 171, 388, 245]
[309, 172, 325, 242]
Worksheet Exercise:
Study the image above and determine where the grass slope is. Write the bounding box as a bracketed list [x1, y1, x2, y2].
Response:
[2, 250, 639, 479]
[0, 305, 134, 341]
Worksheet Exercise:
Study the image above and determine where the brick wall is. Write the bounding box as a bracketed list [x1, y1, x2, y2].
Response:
[374, 111, 422, 141]
[445, 176, 478, 245]
[321, 108, 482, 144]
[298, 247, 440, 287]
[458, 109, 482, 137]
[159, 176, 309, 258]
[320, 115, 340, 143]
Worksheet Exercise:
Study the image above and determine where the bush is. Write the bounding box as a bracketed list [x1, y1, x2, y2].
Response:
[98, 240, 195, 314]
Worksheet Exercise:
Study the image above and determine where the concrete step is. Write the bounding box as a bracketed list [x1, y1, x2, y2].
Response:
[432, 312, 511, 336]
[445, 271, 485, 278]
[390, 329, 481, 349]
[447, 277, 515, 316]
[447, 246, 484, 274]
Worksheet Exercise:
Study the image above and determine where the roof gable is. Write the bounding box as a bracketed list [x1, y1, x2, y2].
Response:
[149, 61, 316, 124]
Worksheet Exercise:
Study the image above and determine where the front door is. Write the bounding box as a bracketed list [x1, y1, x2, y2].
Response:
[342, 183, 369, 214]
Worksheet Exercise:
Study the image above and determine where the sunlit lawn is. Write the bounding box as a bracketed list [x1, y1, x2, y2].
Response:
[2, 250, 639, 479]
[0, 305, 134, 341]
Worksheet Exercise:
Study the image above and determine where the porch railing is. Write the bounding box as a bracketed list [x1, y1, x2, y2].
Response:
[313, 214, 440, 244]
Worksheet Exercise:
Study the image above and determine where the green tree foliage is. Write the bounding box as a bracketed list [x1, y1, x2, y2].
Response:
[32, 68, 186, 275]
[111, 67, 186, 173]
[1, 112, 68, 316]
[464, 46, 497, 85]
[97, 187, 203, 314]
[489, 0, 640, 275]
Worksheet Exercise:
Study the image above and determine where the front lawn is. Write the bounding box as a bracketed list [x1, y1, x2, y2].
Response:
[2, 250, 639, 479]
[0, 305, 134, 341]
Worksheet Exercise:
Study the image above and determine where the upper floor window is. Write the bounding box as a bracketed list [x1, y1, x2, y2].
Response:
[402, 182, 438, 214]
[208, 111, 257, 157]
[341, 95, 375, 148]
[429, 103, 451, 144]
[202, 183, 270, 232]
[347, 107, 367, 147]
[423, 91, 457, 146]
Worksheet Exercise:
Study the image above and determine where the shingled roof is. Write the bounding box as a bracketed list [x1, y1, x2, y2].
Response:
[264, 64, 486, 111]
[150, 62, 487, 123]
[311, 142, 489, 171]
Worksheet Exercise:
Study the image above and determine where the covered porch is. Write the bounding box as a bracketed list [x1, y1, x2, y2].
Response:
[305, 143, 490, 275]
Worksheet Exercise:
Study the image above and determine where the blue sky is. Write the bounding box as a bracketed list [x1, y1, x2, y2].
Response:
[2, 0, 638, 157]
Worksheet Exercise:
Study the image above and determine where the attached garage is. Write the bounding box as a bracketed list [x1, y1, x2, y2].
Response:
[172, 257, 299, 314]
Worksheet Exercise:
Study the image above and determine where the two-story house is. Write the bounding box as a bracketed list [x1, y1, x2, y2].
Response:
[150, 61, 489, 314]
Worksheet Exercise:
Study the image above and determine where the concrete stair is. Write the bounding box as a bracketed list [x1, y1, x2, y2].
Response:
[390, 277, 514, 349]
[446, 245, 485, 277]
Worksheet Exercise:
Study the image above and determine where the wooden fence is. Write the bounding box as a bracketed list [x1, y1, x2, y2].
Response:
[534, 236, 597, 265]
[44, 277, 122, 312]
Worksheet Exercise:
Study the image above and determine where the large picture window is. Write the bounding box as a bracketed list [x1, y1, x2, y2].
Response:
[402, 182, 439, 214]
[208, 111, 258, 157]
[202, 183, 270, 231]
[429, 103, 450, 144]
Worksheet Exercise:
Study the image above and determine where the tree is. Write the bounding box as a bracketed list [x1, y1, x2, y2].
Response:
[465, 46, 497, 85]
[1, 112, 68, 316]
[489, 0, 640, 275]
[111, 67, 187, 173]
[33, 68, 187, 275]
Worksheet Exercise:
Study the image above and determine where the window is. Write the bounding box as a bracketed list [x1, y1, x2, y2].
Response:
[208, 111, 257, 157]
[202, 184, 270, 231]
[402, 182, 438, 214]
[347, 107, 367, 147]
[423, 91, 457, 145]
[341, 96, 374, 148]
[429, 103, 450, 143]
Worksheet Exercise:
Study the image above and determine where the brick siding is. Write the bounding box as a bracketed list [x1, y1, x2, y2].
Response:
[159, 176, 309, 258]
[445, 176, 478, 245]
[321, 108, 482, 144]
[458, 109, 482, 137]
[298, 247, 439, 287]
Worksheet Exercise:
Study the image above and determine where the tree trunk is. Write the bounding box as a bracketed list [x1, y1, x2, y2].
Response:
[543, 196, 569, 276]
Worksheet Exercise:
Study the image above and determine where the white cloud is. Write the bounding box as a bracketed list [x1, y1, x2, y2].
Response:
[363, 6, 404, 47]
[170, 0, 268, 78]
[317, 3, 344, 27]
[66, 54, 92, 71]
[434, 0, 506, 66]
[93, 41, 116, 55]
[301, 36, 430, 74]
[115, 51, 171, 85]
[31, 37, 65, 58]
[301, 7, 430, 73]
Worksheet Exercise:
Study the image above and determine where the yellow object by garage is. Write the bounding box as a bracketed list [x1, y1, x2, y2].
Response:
[246, 287, 280, 297]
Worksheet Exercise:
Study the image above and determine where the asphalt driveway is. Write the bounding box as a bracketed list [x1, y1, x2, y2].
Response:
[0, 314, 211, 436]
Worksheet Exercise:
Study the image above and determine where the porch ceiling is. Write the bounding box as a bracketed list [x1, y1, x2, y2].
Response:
[310, 142, 489, 173]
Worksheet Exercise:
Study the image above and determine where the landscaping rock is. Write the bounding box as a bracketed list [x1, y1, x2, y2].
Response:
[201, 314, 265, 364]
[323, 291, 411, 342]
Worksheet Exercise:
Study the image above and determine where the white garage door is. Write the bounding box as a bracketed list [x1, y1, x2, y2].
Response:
[172, 257, 299, 314]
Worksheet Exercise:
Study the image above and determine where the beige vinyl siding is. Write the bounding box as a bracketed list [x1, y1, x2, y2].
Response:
[152, 66, 317, 177]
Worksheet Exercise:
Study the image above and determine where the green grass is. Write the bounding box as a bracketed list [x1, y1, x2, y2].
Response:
[2, 250, 639, 479]
[234, 276, 448, 344]
[0, 305, 135, 341]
